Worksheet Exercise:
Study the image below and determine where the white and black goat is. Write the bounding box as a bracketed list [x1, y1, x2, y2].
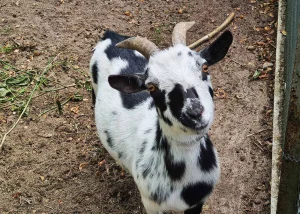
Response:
[89, 22, 232, 214]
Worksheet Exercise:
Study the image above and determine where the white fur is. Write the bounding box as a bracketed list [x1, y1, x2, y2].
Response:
[90, 38, 220, 214]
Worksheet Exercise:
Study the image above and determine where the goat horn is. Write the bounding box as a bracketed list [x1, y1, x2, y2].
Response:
[172, 21, 195, 46]
[116, 36, 159, 60]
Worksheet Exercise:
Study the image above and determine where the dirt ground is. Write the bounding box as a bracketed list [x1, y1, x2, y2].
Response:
[0, 0, 277, 213]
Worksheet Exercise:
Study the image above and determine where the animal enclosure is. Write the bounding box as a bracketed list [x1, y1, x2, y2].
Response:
[0, 0, 276, 213]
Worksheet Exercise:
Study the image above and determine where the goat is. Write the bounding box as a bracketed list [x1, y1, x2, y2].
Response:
[89, 22, 232, 214]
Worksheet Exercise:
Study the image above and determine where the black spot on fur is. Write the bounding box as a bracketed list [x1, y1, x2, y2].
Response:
[92, 63, 98, 84]
[120, 92, 149, 109]
[178, 52, 182, 56]
[151, 89, 167, 113]
[102, 31, 150, 109]
[150, 185, 169, 204]
[181, 182, 213, 207]
[139, 141, 147, 154]
[104, 130, 114, 148]
[161, 114, 173, 126]
[142, 156, 154, 179]
[184, 202, 204, 214]
[149, 100, 155, 109]
[208, 86, 214, 98]
[142, 166, 151, 178]
[155, 122, 163, 149]
[188, 51, 193, 57]
[92, 89, 96, 105]
[202, 72, 208, 81]
[142, 160, 154, 179]
[186, 87, 199, 98]
[180, 127, 188, 133]
[198, 135, 217, 171]
[168, 84, 184, 120]
[155, 122, 185, 180]
[118, 152, 123, 159]
[136, 157, 141, 169]
[165, 154, 185, 180]
[161, 137, 185, 181]
[144, 129, 152, 134]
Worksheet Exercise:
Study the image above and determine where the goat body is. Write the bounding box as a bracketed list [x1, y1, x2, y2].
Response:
[90, 27, 232, 214]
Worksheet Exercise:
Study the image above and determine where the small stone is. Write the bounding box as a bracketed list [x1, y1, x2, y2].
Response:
[66, 137, 73, 142]
[240, 156, 246, 161]
[247, 61, 256, 70]
[263, 62, 273, 69]
[254, 199, 261, 204]
[246, 45, 255, 51]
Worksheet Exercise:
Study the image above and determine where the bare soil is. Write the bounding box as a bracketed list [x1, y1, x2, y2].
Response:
[0, 0, 276, 213]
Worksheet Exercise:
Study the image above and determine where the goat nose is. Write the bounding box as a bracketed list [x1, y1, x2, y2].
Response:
[186, 102, 204, 119]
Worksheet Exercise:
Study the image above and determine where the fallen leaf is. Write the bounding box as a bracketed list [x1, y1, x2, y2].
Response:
[215, 88, 227, 99]
[98, 159, 106, 167]
[70, 106, 79, 114]
[203, 204, 210, 210]
[0, 88, 10, 98]
[124, 11, 132, 16]
[178, 8, 183, 14]
[264, 26, 271, 31]
[253, 70, 261, 79]
[281, 30, 287, 36]
[12, 192, 21, 199]
[259, 73, 268, 79]
[266, 109, 272, 115]
[79, 162, 89, 170]
[256, 41, 266, 46]
[253, 26, 260, 32]
[235, 94, 243, 99]
[40, 176, 45, 181]
[246, 46, 255, 51]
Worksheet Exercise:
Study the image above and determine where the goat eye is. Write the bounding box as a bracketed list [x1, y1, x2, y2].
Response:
[147, 83, 157, 92]
[202, 64, 208, 73]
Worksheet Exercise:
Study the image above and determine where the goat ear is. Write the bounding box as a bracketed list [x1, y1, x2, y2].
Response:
[199, 30, 233, 66]
[108, 74, 146, 94]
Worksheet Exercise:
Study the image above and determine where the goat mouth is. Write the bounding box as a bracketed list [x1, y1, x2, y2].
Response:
[194, 122, 209, 131]
[181, 114, 208, 131]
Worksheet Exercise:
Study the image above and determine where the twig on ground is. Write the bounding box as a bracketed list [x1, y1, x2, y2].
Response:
[38, 97, 72, 117]
[0, 84, 76, 109]
[188, 12, 235, 49]
[44, 205, 54, 209]
[0, 54, 61, 152]
[33, 84, 77, 99]
[247, 128, 271, 137]
[252, 141, 265, 152]
[230, 59, 246, 67]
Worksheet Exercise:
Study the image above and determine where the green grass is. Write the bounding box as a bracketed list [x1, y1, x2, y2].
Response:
[0, 44, 17, 54]
[0, 56, 90, 116]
